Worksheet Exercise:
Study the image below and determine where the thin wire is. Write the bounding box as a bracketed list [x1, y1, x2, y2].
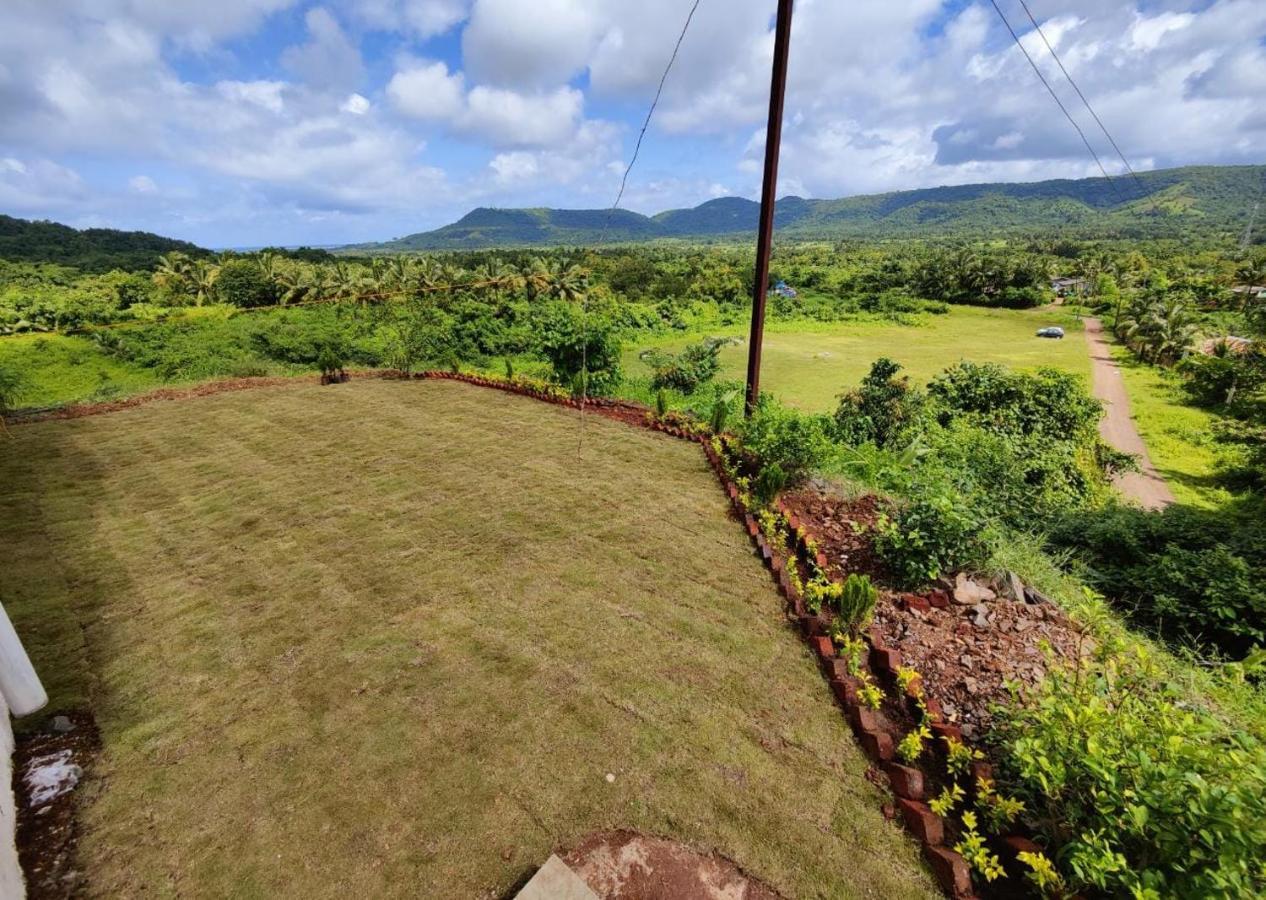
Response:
[1016, 0, 1146, 198]
[579, 0, 703, 456]
[987, 0, 1120, 194]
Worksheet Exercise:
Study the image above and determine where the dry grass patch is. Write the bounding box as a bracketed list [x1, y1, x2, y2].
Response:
[0, 379, 937, 899]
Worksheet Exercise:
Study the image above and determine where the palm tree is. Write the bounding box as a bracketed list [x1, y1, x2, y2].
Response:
[154, 251, 194, 302]
[190, 259, 220, 307]
[544, 259, 589, 304]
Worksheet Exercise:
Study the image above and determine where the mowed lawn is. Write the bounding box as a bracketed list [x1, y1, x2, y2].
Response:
[0, 379, 937, 900]
[627, 306, 1090, 411]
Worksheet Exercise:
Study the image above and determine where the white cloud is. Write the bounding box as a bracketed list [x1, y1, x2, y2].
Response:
[387, 59, 466, 120]
[344, 0, 469, 39]
[217, 80, 287, 113]
[462, 0, 599, 87]
[462, 85, 583, 147]
[341, 92, 371, 115]
[281, 7, 364, 91]
[128, 174, 158, 193]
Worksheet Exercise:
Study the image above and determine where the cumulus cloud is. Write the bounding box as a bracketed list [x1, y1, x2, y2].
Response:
[281, 7, 365, 92]
[462, 0, 600, 87]
[387, 59, 466, 120]
[128, 174, 158, 194]
[347, 0, 469, 39]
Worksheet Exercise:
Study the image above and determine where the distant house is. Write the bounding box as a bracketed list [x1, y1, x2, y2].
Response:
[1050, 277, 1088, 298]
[771, 280, 798, 299]
[1230, 284, 1266, 300]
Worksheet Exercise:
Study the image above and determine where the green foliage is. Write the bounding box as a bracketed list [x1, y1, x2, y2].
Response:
[0, 361, 25, 419]
[997, 642, 1266, 898]
[856, 671, 883, 710]
[708, 388, 739, 435]
[642, 337, 727, 393]
[896, 721, 931, 764]
[1049, 501, 1266, 658]
[535, 302, 622, 396]
[0, 213, 206, 272]
[833, 357, 925, 448]
[214, 259, 279, 308]
[929, 783, 964, 817]
[752, 462, 787, 507]
[876, 490, 985, 587]
[316, 346, 345, 379]
[954, 812, 1005, 883]
[835, 574, 878, 638]
[654, 388, 669, 418]
[736, 398, 832, 482]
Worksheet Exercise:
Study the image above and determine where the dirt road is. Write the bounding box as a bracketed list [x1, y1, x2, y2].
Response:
[1083, 317, 1175, 509]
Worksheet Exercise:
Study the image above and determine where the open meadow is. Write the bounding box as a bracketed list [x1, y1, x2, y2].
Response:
[0, 378, 938, 899]
[626, 306, 1090, 411]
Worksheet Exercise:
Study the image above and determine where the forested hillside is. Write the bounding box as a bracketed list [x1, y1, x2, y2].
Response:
[0, 215, 206, 272]
[357, 164, 1266, 250]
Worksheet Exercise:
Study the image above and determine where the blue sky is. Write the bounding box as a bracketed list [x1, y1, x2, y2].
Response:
[0, 0, 1262, 247]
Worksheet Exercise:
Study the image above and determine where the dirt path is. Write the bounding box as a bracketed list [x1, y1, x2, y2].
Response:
[1084, 317, 1175, 509]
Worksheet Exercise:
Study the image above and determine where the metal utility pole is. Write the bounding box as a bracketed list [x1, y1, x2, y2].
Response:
[745, 0, 794, 415]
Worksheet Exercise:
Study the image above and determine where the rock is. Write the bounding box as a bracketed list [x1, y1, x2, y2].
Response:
[1023, 585, 1051, 605]
[1001, 570, 1026, 602]
[953, 572, 996, 605]
[960, 654, 973, 669]
[960, 722, 977, 740]
[1015, 618, 1034, 633]
[51, 715, 75, 734]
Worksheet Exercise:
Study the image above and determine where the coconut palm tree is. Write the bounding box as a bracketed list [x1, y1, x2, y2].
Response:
[154, 251, 194, 302]
[189, 259, 220, 307]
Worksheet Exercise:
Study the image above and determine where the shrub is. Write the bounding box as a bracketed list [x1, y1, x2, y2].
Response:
[536, 302, 622, 396]
[876, 489, 985, 586]
[1049, 502, 1266, 659]
[752, 462, 787, 507]
[835, 573, 877, 637]
[735, 399, 832, 482]
[643, 337, 727, 394]
[0, 362, 25, 421]
[833, 357, 925, 448]
[215, 259, 279, 308]
[997, 642, 1266, 898]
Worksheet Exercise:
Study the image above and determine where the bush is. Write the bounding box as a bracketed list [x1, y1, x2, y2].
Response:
[876, 489, 985, 586]
[1049, 502, 1266, 659]
[0, 362, 25, 419]
[997, 642, 1266, 898]
[833, 357, 925, 448]
[536, 302, 622, 396]
[735, 399, 832, 482]
[643, 337, 727, 394]
[214, 259, 279, 308]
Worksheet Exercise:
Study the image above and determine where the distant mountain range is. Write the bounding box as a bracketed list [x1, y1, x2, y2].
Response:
[349, 164, 1266, 251]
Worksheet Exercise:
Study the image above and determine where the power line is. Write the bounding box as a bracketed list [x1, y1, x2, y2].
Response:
[1016, 0, 1147, 198]
[986, 0, 1120, 194]
[580, 0, 702, 453]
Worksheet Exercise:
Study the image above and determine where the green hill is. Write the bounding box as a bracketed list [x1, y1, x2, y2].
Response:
[352, 164, 1265, 251]
[0, 215, 207, 272]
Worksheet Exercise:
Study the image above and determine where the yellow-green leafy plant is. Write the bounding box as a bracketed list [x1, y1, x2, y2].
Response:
[929, 783, 965, 817]
[857, 671, 884, 710]
[835, 634, 866, 675]
[975, 777, 1025, 833]
[955, 811, 1006, 883]
[945, 737, 983, 777]
[804, 576, 837, 615]
[897, 721, 932, 764]
[1017, 850, 1065, 897]
[895, 665, 923, 698]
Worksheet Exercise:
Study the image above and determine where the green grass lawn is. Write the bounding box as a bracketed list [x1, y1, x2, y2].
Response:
[1109, 346, 1234, 509]
[0, 379, 937, 899]
[625, 306, 1090, 411]
[0, 333, 161, 408]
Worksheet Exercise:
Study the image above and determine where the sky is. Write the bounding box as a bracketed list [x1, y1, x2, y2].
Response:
[0, 0, 1262, 248]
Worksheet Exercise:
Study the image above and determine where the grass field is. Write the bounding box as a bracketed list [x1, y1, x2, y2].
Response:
[0, 333, 162, 408]
[626, 306, 1090, 411]
[0, 379, 937, 899]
